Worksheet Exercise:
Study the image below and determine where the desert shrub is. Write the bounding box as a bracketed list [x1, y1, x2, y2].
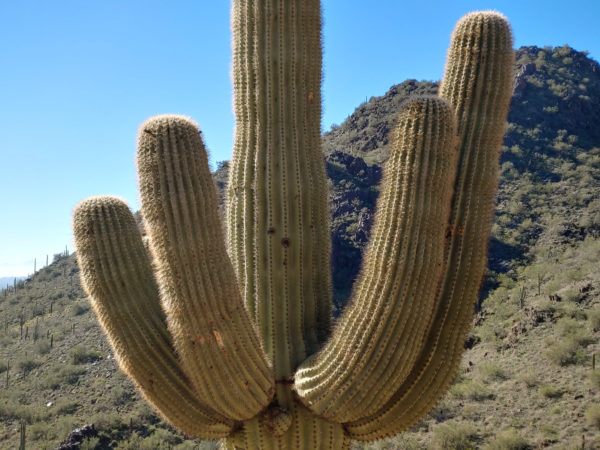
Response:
[127, 401, 161, 431]
[477, 362, 508, 381]
[69, 300, 90, 317]
[52, 398, 79, 415]
[561, 287, 582, 303]
[563, 267, 586, 283]
[0, 398, 19, 421]
[549, 405, 562, 415]
[53, 415, 79, 443]
[13, 403, 49, 423]
[586, 404, 600, 429]
[41, 365, 85, 389]
[69, 344, 101, 364]
[0, 361, 8, 373]
[450, 380, 493, 401]
[49, 288, 65, 300]
[79, 437, 101, 450]
[544, 279, 563, 296]
[539, 383, 563, 399]
[517, 370, 538, 388]
[545, 338, 586, 366]
[431, 422, 478, 450]
[136, 427, 184, 449]
[53, 253, 68, 263]
[590, 370, 600, 390]
[588, 309, 600, 331]
[28, 422, 51, 441]
[556, 317, 580, 336]
[35, 340, 51, 355]
[477, 322, 502, 344]
[122, 432, 144, 448]
[484, 428, 530, 450]
[561, 303, 588, 320]
[569, 330, 595, 348]
[17, 357, 41, 375]
[110, 385, 133, 406]
[386, 434, 421, 450]
[539, 424, 558, 439]
[90, 411, 125, 432]
[186, 442, 222, 450]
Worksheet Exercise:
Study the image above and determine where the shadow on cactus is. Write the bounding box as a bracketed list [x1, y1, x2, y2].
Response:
[72, 2, 514, 448]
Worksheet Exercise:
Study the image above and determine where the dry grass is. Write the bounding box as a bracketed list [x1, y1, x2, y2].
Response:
[431, 422, 478, 450]
[585, 404, 600, 429]
[484, 428, 530, 450]
[539, 383, 563, 399]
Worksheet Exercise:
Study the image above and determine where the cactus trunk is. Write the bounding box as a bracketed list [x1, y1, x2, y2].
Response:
[227, 0, 331, 384]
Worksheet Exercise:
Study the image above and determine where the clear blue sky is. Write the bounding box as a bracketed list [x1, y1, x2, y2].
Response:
[1, 1, 598, 278]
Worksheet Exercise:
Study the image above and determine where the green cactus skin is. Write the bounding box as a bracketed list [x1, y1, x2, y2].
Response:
[136, 115, 275, 421]
[293, 96, 458, 423]
[73, 196, 234, 438]
[345, 11, 515, 441]
[72, 4, 514, 449]
[227, 0, 331, 383]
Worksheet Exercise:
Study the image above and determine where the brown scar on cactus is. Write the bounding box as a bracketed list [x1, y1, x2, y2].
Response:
[72, 3, 514, 449]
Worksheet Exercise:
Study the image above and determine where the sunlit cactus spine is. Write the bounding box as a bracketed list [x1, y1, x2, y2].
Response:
[72, 2, 514, 449]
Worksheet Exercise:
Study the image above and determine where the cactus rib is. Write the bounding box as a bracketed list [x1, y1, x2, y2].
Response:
[294, 96, 458, 422]
[136, 115, 275, 421]
[73, 196, 234, 438]
[345, 11, 515, 440]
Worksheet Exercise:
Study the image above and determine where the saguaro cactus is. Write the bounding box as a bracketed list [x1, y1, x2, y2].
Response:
[72, 3, 514, 449]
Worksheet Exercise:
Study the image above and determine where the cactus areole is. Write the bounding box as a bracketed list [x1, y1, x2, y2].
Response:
[72, 2, 514, 449]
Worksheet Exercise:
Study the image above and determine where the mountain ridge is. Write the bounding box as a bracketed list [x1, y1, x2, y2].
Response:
[320, 44, 600, 306]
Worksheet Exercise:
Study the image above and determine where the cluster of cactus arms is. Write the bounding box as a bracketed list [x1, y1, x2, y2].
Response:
[72, 1, 514, 448]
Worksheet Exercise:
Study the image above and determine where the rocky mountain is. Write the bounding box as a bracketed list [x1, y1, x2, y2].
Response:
[322, 45, 600, 307]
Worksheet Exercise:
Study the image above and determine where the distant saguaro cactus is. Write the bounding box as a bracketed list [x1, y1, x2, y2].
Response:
[72, 3, 514, 449]
[19, 419, 25, 450]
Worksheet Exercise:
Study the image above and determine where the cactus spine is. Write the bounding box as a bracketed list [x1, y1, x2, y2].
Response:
[72, 3, 514, 449]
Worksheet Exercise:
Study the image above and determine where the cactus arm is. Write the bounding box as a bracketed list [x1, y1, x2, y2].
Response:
[72, 196, 234, 438]
[136, 115, 275, 421]
[293, 97, 458, 422]
[226, 0, 331, 382]
[345, 12, 515, 440]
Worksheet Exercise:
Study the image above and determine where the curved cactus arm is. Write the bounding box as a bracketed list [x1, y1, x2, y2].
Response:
[136, 115, 275, 421]
[73, 196, 234, 439]
[294, 97, 459, 423]
[345, 11, 515, 440]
